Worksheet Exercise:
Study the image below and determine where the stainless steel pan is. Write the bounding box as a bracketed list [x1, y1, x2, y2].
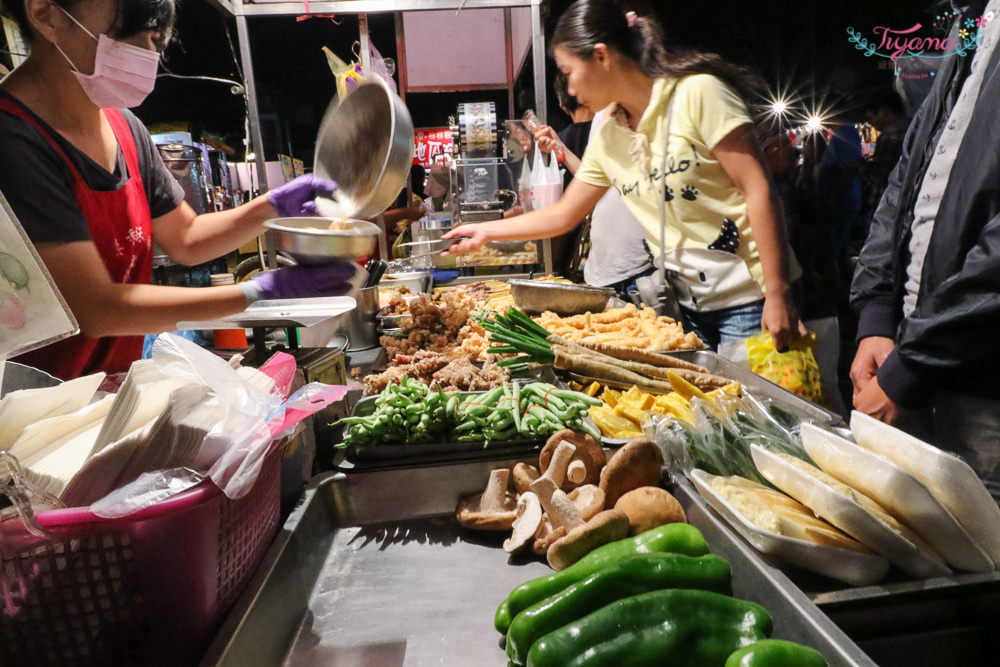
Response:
[313, 80, 415, 220]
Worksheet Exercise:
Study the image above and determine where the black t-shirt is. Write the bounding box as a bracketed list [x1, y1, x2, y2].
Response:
[558, 120, 592, 163]
[0, 89, 185, 244]
[558, 120, 592, 189]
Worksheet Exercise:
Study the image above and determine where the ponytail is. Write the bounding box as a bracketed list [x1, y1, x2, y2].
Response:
[551, 0, 767, 115]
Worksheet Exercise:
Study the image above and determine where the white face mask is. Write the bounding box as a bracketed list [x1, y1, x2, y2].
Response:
[53, 6, 160, 109]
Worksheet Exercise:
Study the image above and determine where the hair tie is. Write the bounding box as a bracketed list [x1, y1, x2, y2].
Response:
[625, 11, 639, 29]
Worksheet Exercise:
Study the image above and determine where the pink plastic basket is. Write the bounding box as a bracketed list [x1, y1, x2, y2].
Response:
[0, 446, 282, 666]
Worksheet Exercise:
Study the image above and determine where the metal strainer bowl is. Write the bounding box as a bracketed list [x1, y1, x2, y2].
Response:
[312, 80, 415, 220]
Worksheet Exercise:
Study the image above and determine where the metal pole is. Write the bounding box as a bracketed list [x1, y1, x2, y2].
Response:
[359, 14, 373, 78]
[530, 1, 553, 274]
[233, 0, 276, 270]
[504, 8, 515, 119]
[530, 1, 546, 125]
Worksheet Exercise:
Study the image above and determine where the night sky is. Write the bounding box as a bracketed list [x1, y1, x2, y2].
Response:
[134, 0, 942, 165]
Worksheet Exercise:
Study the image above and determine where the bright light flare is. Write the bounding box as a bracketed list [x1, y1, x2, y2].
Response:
[770, 100, 789, 116]
[805, 116, 825, 133]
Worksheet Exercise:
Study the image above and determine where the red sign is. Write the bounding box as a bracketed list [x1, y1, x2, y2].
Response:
[413, 127, 454, 167]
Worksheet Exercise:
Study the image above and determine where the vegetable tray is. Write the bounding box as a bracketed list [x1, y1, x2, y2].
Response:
[202, 457, 876, 667]
[344, 391, 544, 464]
[337, 380, 602, 468]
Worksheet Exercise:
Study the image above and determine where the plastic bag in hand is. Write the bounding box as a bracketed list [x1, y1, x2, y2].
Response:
[745, 330, 823, 404]
[530, 149, 563, 210]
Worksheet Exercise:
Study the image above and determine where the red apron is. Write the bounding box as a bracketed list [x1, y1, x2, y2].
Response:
[1, 99, 153, 380]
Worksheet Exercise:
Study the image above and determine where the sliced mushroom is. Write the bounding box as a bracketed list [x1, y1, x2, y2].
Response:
[536, 440, 577, 490]
[547, 510, 630, 571]
[513, 462, 541, 495]
[599, 437, 664, 507]
[504, 492, 543, 553]
[455, 468, 518, 530]
[531, 476, 629, 570]
[540, 430, 607, 491]
[532, 514, 567, 556]
[614, 486, 687, 536]
[530, 476, 584, 531]
[568, 484, 605, 521]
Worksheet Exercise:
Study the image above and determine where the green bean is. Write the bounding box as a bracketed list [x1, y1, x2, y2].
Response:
[491, 413, 514, 431]
[578, 420, 603, 441]
[527, 404, 559, 423]
[553, 389, 603, 407]
[454, 420, 478, 434]
[511, 382, 522, 434]
[478, 386, 505, 406]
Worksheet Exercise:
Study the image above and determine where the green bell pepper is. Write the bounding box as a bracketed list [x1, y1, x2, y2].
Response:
[506, 553, 732, 665]
[495, 523, 709, 633]
[526, 589, 773, 667]
[725, 639, 828, 667]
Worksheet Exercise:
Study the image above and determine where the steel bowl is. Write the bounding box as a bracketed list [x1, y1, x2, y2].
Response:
[509, 279, 615, 315]
[379, 271, 433, 294]
[263, 217, 380, 265]
[485, 240, 528, 253]
[313, 80, 415, 220]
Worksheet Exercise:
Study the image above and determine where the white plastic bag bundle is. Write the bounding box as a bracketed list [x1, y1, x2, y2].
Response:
[530, 149, 563, 210]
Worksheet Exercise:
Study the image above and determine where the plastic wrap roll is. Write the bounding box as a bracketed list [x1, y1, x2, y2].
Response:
[457, 102, 497, 157]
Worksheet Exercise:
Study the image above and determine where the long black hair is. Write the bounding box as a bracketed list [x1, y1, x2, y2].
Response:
[1, 0, 176, 46]
[550, 0, 766, 113]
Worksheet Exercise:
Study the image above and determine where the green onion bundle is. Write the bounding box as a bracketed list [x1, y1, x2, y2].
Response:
[476, 308, 554, 370]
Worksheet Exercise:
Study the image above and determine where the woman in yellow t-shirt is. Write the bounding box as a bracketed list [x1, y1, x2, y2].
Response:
[445, 0, 805, 349]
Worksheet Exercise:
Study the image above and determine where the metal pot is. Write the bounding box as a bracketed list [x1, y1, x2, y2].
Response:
[341, 286, 381, 351]
[157, 143, 211, 215]
[313, 81, 415, 220]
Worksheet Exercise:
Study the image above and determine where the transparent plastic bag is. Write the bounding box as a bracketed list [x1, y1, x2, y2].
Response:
[530, 149, 562, 210]
[90, 468, 205, 519]
[657, 390, 814, 488]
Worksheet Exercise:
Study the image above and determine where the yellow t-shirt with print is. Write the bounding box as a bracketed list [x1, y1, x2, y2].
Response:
[576, 74, 774, 311]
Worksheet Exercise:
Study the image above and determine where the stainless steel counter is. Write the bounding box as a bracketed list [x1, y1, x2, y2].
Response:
[202, 458, 877, 667]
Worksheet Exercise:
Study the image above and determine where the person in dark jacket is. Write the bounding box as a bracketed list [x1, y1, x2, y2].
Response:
[850, 0, 1000, 499]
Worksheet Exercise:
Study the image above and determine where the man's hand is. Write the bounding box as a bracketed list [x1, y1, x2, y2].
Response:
[853, 375, 904, 425]
[851, 336, 895, 400]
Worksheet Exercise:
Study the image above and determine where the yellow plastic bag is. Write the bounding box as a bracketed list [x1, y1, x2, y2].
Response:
[745, 331, 823, 404]
[322, 46, 365, 99]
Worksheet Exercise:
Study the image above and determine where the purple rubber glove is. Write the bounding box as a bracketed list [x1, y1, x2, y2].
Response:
[267, 174, 338, 217]
[239, 261, 359, 304]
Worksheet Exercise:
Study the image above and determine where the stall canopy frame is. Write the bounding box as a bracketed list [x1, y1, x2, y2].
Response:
[208, 0, 553, 274]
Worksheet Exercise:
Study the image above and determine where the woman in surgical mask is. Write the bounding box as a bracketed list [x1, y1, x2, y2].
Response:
[0, 0, 353, 380]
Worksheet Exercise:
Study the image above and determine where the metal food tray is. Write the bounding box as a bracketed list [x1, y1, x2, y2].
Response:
[689, 469, 891, 587]
[508, 279, 614, 316]
[203, 457, 876, 667]
[685, 463, 1000, 667]
[565, 349, 841, 443]
[666, 350, 842, 426]
[340, 391, 544, 466]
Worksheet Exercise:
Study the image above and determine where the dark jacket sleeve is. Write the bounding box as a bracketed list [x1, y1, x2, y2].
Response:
[877, 208, 1000, 407]
[849, 98, 929, 341]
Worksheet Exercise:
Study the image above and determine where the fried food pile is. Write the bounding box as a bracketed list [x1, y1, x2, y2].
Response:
[379, 290, 491, 360]
[362, 350, 510, 396]
[536, 305, 702, 352]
